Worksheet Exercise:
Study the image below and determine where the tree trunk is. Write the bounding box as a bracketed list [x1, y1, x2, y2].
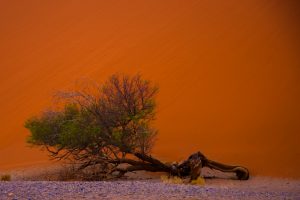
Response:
[109, 151, 249, 181]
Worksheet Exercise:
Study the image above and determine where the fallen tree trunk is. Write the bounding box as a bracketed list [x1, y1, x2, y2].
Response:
[204, 159, 249, 180]
[107, 151, 249, 181]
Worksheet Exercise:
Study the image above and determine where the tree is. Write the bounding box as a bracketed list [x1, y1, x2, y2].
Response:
[25, 74, 249, 180]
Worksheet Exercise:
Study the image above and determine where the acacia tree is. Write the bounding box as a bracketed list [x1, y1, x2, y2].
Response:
[25, 74, 249, 180]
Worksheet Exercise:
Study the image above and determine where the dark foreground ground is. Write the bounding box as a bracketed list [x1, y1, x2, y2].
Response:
[0, 177, 299, 200]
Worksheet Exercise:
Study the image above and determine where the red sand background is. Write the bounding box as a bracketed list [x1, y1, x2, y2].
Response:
[0, 0, 299, 178]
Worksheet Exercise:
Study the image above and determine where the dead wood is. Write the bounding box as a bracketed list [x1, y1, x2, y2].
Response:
[102, 151, 249, 181]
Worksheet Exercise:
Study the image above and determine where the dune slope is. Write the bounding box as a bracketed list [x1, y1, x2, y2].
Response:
[0, 0, 299, 177]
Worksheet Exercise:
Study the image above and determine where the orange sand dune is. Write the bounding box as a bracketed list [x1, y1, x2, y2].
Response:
[0, 0, 299, 177]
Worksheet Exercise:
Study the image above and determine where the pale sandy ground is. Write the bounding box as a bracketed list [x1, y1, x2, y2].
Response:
[1, 165, 299, 199]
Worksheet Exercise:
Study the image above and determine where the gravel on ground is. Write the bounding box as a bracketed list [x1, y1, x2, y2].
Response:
[0, 177, 299, 200]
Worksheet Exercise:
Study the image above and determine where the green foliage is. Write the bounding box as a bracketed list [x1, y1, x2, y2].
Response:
[112, 129, 122, 143]
[25, 74, 158, 162]
[25, 115, 61, 146]
[25, 104, 101, 149]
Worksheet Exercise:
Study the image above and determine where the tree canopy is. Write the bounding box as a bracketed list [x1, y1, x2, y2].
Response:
[25, 74, 160, 176]
[25, 73, 249, 181]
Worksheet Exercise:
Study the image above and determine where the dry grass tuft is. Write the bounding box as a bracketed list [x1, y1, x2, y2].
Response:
[1, 174, 11, 181]
[161, 175, 184, 184]
[161, 175, 205, 186]
[190, 176, 205, 186]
